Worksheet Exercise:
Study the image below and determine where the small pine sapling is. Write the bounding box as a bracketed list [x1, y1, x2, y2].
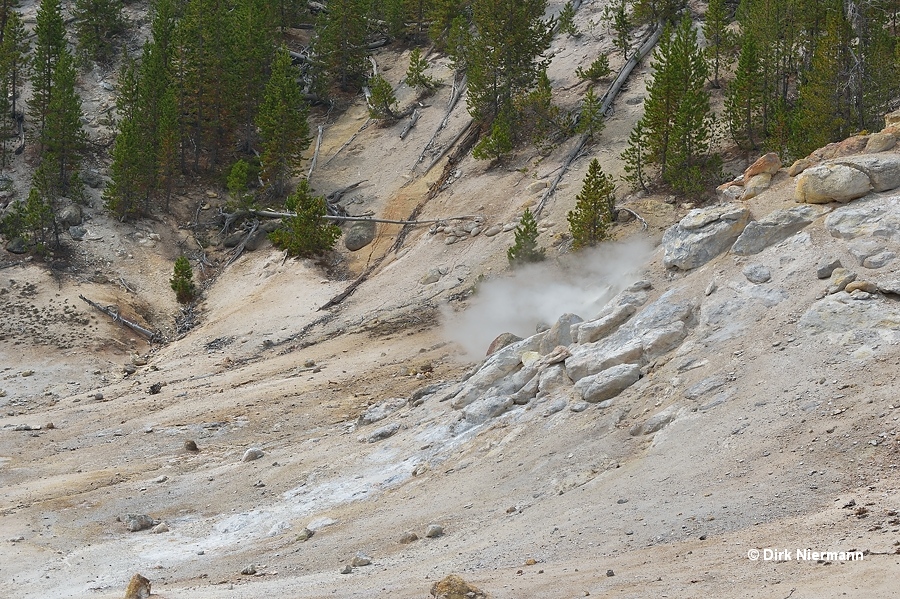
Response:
[507, 208, 545, 266]
[558, 2, 579, 36]
[568, 158, 615, 249]
[576, 55, 611, 81]
[170, 255, 197, 304]
[269, 179, 341, 257]
[367, 74, 399, 120]
[576, 86, 605, 139]
[405, 47, 437, 92]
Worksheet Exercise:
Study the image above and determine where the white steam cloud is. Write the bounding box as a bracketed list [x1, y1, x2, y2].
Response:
[442, 237, 655, 358]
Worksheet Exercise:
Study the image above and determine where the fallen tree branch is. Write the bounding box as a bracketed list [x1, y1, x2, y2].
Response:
[307, 124, 324, 179]
[79, 294, 164, 343]
[399, 108, 420, 140]
[413, 73, 467, 171]
[535, 21, 664, 216]
[617, 206, 648, 230]
[225, 219, 259, 266]
[423, 118, 474, 175]
[229, 208, 481, 226]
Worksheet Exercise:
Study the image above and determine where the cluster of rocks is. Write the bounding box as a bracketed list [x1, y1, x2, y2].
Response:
[717, 152, 782, 202]
[444, 280, 695, 433]
[431, 217, 486, 245]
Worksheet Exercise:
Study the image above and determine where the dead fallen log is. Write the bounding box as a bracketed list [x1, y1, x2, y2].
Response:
[225, 219, 259, 266]
[79, 294, 164, 344]
[617, 206, 648, 230]
[307, 124, 324, 179]
[413, 73, 467, 171]
[535, 21, 664, 216]
[230, 208, 481, 226]
[399, 108, 420, 140]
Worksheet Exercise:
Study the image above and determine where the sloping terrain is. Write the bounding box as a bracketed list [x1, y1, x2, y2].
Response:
[2, 1, 900, 598]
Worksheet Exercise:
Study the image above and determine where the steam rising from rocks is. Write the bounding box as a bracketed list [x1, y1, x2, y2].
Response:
[443, 238, 654, 358]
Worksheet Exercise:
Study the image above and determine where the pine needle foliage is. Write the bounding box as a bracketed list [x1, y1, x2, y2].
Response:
[568, 158, 615, 249]
[269, 180, 341, 258]
[170, 255, 197, 304]
[507, 208, 545, 266]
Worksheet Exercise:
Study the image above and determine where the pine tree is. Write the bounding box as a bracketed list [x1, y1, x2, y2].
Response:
[507, 208, 545, 266]
[0, 9, 28, 118]
[608, 0, 631, 59]
[576, 86, 604, 139]
[472, 109, 513, 161]
[568, 158, 614, 249]
[405, 47, 437, 92]
[170, 255, 197, 304]
[367, 74, 399, 119]
[41, 50, 86, 196]
[231, 0, 276, 152]
[227, 159, 253, 209]
[634, 16, 714, 194]
[466, 0, 553, 127]
[621, 120, 649, 192]
[702, 0, 733, 88]
[558, 2, 578, 36]
[314, 0, 368, 90]
[30, 0, 66, 144]
[575, 55, 611, 81]
[257, 46, 311, 198]
[724, 35, 763, 149]
[269, 179, 341, 257]
[790, 10, 850, 159]
[73, 0, 125, 65]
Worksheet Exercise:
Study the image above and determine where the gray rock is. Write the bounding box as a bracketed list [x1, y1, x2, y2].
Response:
[876, 278, 900, 294]
[450, 334, 543, 409]
[740, 173, 772, 200]
[641, 321, 688, 359]
[340, 565, 353, 574]
[573, 363, 641, 403]
[357, 398, 406, 426]
[244, 227, 268, 251]
[5, 236, 27, 254]
[541, 397, 568, 416]
[565, 337, 643, 382]
[345, 220, 377, 251]
[510, 374, 539, 405]
[731, 206, 817, 255]
[537, 364, 572, 396]
[68, 226, 87, 241]
[82, 169, 105, 188]
[631, 405, 680, 435]
[483, 225, 502, 237]
[865, 132, 896, 153]
[461, 395, 514, 424]
[150, 522, 169, 534]
[829, 268, 856, 292]
[863, 251, 895, 269]
[834, 154, 900, 192]
[816, 256, 842, 279]
[241, 564, 257, 575]
[425, 524, 444, 538]
[122, 514, 159, 532]
[574, 304, 636, 344]
[399, 531, 419, 543]
[242, 447, 265, 462]
[684, 376, 726, 400]
[662, 204, 750, 270]
[420, 268, 442, 284]
[57, 204, 82, 227]
[848, 240, 885, 265]
[799, 293, 900, 337]
[569, 401, 589, 413]
[297, 528, 314, 541]
[795, 163, 872, 203]
[362, 422, 401, 442]
[485, 332, 523, 356]
[824, 195, 900, 242]
[539, 312, 583, 354]
[743, 263, 771, 284]
[351, 552, 372, 567]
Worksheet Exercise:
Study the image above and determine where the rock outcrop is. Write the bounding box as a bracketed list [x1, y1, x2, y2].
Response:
[662, 204, 750, 270]
[731, 205, 818, 255]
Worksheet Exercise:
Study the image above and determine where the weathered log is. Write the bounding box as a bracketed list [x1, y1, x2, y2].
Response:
[308, 124, 324, 179]
[239, 208, 481, 226]
[79, 295, 164, 343]
[617, 207, 649, 230]
[399, 108, 420, 140]
[534, 21, 664, 216]
[413, 73, 467, 171]
[225, 219, 260, 266]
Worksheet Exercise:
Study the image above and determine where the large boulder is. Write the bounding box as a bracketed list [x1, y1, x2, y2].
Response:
[662, 204, 750, 270]
[57, 204, 82, 227]
[538, 312, 582, 354]
[744, 152, 782, 178]
[795, 163, 871, 204]
[564, 337, 643, 382]
[461, 395, 514, 424]
[731, 205, 818, 255]
[345, 220, 377, 251]
[573, 363, 641, 403]
[574, 303, 636, 344]
[833, 154, 900, 193]
[824, 195, 900, 242]
[450, 334, 543, 409]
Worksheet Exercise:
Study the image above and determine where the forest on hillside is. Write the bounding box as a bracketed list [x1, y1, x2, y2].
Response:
[1, 0, 900, 256]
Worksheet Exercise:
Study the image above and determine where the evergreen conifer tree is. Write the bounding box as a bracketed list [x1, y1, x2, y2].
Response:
[507, 208, 544, 266]
[269, 180, 341, 257]
[42, 50, 86, 196]
[73, 0, 125, 65]
[621, 120, 649, 192]
[257, 47, 311, 197]
[702, 0, 732, 88]
[576, 86, 604, 139]
[314, 0, 368, 90]
[405, 47, 437, 92]
[724, 35, 763, 149]
[30, 0, 66, 144]
[170, 255, 197, 304]
[568, 158, 614, 249]
[367, 74, 399, 119]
